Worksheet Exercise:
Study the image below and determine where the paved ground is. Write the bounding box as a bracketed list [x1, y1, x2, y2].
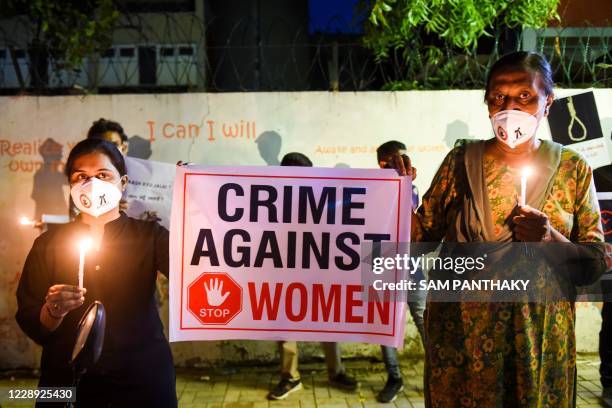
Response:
[0, 354, 609, 407]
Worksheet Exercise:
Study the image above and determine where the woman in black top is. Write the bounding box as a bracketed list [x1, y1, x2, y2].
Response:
[16, 138, 177, 407]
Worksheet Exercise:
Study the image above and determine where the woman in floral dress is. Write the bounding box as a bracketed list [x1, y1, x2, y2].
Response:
[391, 52, 605, 407]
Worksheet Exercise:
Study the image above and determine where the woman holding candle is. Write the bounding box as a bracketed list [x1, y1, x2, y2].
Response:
[16, 138, 177, 407]
[389, 52, 605, 406]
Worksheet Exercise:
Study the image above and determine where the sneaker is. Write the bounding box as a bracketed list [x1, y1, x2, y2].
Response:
[329, 372, 358, 391]
[267, 378, 303, 400]
[377, 376, 404, 403]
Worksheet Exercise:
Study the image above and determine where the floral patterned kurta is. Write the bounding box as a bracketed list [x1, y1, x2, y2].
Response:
[415, 141, 603, 407]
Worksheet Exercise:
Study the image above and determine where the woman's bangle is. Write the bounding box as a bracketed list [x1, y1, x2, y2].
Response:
[45, 304, 63, 320]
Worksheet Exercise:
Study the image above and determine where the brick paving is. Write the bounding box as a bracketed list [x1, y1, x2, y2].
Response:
[0, 355, 609, 407]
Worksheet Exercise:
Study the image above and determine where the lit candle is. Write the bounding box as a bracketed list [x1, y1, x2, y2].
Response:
[520, 166, 532, 207]
[20, 216, 34, 226]
[78, 238, 92, 289]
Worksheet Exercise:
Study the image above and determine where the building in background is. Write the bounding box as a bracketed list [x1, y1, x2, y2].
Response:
[0, 0, 206, 92]
[0, 0, 609, 93]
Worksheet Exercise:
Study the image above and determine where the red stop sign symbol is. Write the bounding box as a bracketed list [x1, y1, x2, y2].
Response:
[188, 272, 242, 325]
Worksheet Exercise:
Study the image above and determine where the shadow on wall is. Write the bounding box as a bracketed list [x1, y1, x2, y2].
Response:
[444, 120, 475, 149]
[31, 138, 67, 220]
[127, 135, 153, 160]
[335, 163, 350, 168]
[256, 131, 282, 165]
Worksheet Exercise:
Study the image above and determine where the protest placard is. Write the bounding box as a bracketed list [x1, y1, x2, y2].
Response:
[169, 165, 411, 347]
[125, 157, 175, 227]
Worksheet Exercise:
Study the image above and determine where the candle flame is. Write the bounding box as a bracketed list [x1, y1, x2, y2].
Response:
[78, 238, 93, 252]
[521, 166, 533, 178]
[20, 216, 34, 226]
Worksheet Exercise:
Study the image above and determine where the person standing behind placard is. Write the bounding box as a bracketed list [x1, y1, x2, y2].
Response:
[267, 152, 359, 401]
[375, 140, 426, 403]
[87, 118, 129, 155]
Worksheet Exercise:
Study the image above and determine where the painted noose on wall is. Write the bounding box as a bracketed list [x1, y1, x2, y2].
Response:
[549, 91, 603, 146]
[565, 96, 588, 142]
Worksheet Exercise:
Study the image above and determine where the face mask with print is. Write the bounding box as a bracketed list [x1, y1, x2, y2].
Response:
[71, 177, 123, 217]
[490, 108, 542, 149]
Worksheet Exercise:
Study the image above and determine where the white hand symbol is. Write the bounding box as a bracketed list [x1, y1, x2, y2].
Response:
[204, 278, 230, 306]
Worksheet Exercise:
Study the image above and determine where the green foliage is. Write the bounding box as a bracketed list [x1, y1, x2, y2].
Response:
[4, 0, 119, 71]
[363, 0, 560, 89]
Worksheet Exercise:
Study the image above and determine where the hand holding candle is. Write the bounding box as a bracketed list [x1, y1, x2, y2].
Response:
[78, 238, 93, 289]
[512, 205, 552, 242]
[43, 284, 86, 327]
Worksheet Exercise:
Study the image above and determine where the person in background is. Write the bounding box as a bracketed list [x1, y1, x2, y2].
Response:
[267, 152, 359, 401]
[16, 139, 176, 407]
[87, 118, 129, 155]
[594, 163, 612, 406]
[85, 118, 134, 215]
[375, 141, 426, 403]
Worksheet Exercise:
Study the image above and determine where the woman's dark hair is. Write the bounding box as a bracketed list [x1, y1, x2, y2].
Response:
[65, 138, 127, 178]
[87, 118, 128, 143]
[485, 51, 554, 100]
[281, 152, 313, 167]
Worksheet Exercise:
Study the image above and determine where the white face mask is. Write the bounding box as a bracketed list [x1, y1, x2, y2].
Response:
[490, 109, 542, 149]
[71, 177, 123, 217]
